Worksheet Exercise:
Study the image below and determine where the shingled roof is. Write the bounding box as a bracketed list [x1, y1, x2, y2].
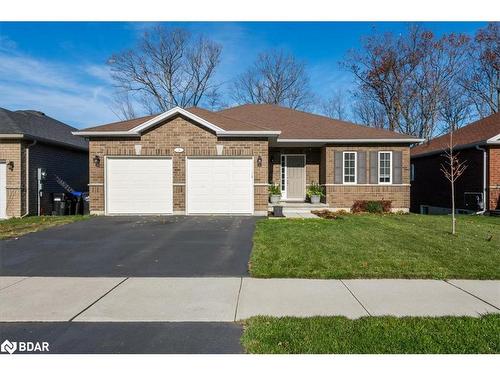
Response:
[411, 112, 500, 157]
[76, 104, 421, 142]
[219, 104, 417, 140]
[0, 108, 88, 150]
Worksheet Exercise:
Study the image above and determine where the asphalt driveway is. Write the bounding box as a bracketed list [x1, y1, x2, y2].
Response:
[0, 216, 260, 277]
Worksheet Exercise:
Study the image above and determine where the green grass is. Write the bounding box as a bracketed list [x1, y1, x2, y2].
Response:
[251, 214, 500, 279]
[241, 315, 500, 354]
[0, 215, 90, 240]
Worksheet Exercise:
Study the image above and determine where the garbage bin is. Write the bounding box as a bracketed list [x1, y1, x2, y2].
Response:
[52, 193, 66, 216]
[82, 192, 90, 215]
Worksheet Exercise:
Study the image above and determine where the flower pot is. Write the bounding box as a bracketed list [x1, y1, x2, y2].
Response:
[310, 195, 321, 204]
[270, 195, 281, 204]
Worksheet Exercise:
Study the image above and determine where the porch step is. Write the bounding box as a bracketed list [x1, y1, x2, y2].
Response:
[268, 202, 329, 214]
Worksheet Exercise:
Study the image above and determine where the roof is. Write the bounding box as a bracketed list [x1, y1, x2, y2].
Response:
[219, 104, 418, 141]
[0, 108, 88, 150]
[75, 104, 421, 143]
[411, 112, 500, 157]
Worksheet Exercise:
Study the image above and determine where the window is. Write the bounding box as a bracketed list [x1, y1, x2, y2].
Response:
[410, 163, 415, 182]
[343, 152, 357, 184]
[379, 151, 392, 184]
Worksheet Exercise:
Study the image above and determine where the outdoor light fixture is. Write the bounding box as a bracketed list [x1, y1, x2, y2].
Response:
[257, 155, 263, 167]
[93, 155, 101, 167]
[7, 161, 14, 171]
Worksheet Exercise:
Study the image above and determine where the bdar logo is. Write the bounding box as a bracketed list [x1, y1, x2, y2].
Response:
[1, 340, 17, 354]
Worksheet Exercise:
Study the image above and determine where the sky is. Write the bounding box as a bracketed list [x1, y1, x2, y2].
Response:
[0, 21, 486, 129]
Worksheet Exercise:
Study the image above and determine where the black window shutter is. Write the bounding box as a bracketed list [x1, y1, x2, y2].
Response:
[357, 151, 367, 184]
[393, 151, 403, 184]
[369, 151, 378, 184]
[334, 151, 343, 184]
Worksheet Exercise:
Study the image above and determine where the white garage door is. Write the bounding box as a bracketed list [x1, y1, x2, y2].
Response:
[0, 162, 6, 219]
[106, 157, 173, 215]
[187, 158, 253, 214]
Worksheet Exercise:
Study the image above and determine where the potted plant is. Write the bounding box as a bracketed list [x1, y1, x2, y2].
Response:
[268, 184, 281, 204]
[307, 182, 324, 204]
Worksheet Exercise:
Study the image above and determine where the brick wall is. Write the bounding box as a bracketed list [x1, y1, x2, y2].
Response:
[489, 145, 500, 210]
[325, 144, 411, 210]
[89, 115, 268, 214]
[0, 140, 25, 217]
[410, 147, 484, 212]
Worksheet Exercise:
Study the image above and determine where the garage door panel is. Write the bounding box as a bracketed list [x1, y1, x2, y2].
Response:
[107, 158, 173, 215]
[187, 158, 253, 214]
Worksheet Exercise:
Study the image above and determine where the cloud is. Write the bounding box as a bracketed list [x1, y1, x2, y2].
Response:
[0, 48, 118, 128]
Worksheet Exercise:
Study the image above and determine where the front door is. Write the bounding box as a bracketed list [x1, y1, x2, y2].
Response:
[282, 155, 306, 200]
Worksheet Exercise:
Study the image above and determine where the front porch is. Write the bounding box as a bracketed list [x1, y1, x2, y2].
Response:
[268, 145, 411, 212]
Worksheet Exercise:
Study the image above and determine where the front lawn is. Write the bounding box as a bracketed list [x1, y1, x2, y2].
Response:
[241, 315, 500, 354]
[251, 214, 499, 279]
[0, 215, 90, 240]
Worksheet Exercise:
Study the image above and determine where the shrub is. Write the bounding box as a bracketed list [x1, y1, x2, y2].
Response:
[306, 182, 325, 198]
[352, 200, 392, 213]
[268, 184, 281, 196]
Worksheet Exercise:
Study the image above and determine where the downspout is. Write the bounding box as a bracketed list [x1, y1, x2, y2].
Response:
[21, 139, 37, 218]
[475, 145, 487, 214]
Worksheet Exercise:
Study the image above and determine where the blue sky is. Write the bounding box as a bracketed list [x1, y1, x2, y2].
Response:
[0, 22, 486, 128]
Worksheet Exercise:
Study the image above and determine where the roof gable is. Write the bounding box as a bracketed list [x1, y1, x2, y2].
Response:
[74, 107, 280, 137]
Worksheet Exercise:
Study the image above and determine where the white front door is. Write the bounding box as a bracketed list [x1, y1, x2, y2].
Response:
[281, 154, 306, 201]
[186, 158, 253, 214]
[0, 162, 6, 219]
[106, 157, 173, 215]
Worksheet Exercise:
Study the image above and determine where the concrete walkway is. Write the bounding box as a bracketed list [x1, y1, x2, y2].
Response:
[0, 277, 498, 322]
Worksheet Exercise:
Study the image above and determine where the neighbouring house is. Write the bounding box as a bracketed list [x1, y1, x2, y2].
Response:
[73, 104, 421, 216]
[0, 108, 89, 218]
[410, 112, 500, 214]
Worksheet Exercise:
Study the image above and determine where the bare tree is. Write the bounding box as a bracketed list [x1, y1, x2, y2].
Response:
[351, 96, 387, 128]
[232, 49, 313, 110]
[321, 89, 348, 120]
[440, 131, 468, 235]
[110, 91, 137, 120]
[461, 22, 500, 117]
[108, 26, 222, 114]
[438, 85, 472, 134]
[342, 25, 471, 138]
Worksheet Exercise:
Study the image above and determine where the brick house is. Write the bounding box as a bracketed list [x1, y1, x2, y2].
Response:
[411, 113, 500, 214]
[74, 105, 421, 216]
[0, 108, 88, 218]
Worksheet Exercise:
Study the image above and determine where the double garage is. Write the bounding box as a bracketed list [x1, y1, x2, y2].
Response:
[105, 157, 254, 215]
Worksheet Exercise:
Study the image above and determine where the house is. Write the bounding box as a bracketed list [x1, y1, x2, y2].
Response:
[410, 113, 500, 214]
[0, 108, 89, 218]
[73, 104, 421, 216]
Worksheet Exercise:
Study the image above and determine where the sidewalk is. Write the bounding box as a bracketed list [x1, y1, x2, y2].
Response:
[0, 277, 498, 322]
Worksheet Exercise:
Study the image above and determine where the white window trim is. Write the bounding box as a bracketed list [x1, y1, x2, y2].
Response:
[343, 151, 357, 185]
[378, 151, 392, 185]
